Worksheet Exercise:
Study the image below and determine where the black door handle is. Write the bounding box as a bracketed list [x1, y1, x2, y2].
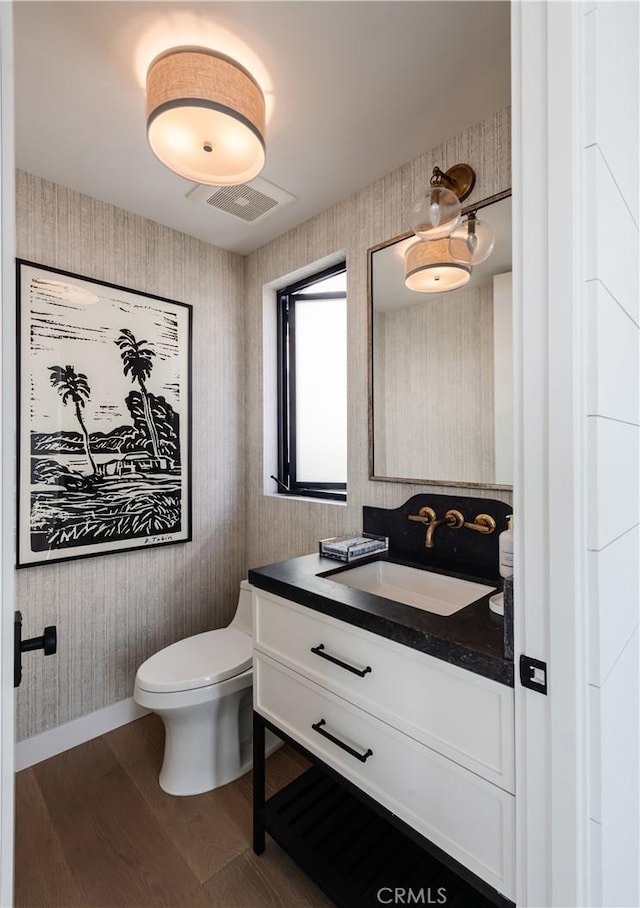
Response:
[14, 611, 57, 688]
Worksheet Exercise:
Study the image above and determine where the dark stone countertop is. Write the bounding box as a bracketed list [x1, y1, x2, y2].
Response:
[249, 552, 514, 687]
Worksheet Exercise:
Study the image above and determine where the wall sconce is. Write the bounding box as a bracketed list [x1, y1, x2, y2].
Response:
[404, 238, 472, 293]
[146, 46, 266, 185]
[409, 164, 476, 240]
[406, 163, 495, 292]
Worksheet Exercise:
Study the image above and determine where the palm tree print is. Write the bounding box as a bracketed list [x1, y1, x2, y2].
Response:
[115, 328, 161, 459]
[48, 365, 97, 475]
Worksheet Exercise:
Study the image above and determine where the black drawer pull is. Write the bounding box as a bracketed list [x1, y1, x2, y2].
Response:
[310, 643, 372, 677]
[311, 719, 373, 763]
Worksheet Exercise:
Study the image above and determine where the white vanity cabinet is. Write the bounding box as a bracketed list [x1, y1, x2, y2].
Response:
[253, 587, 516, 900]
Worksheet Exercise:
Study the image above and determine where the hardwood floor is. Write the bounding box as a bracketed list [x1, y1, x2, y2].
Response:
[15, 714, 334, 908]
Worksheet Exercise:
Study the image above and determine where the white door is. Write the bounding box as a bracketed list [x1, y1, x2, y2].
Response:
[512, 3, 589, 905]
[513, 2, 640, 906]
[0, 1, 15, 903]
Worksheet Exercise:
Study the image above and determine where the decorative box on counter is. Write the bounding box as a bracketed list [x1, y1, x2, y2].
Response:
[319, 533, 388, 562]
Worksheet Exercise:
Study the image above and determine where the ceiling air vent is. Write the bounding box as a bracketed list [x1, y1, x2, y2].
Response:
[186, 177, 296, 224]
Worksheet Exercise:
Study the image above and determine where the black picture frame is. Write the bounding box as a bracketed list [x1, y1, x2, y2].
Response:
[16, 260, 193, 567]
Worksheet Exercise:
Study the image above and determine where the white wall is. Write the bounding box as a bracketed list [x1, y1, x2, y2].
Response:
[0, 1, 15, 901]
[583, 3, 640, 905]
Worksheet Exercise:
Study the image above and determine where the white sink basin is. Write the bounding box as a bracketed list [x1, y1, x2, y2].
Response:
[326, 560, 496, 617]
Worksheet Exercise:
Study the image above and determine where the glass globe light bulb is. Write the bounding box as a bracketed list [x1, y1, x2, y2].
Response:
[449, 214, 495, 265]
[409, 186, 461, 240]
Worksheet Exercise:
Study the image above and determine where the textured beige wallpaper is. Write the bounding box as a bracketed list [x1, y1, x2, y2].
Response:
[376, 285, 496, 483]
[15, 171, 246, 740]
[245, 107, 512, 570]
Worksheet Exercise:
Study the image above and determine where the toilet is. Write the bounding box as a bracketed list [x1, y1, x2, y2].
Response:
[133, 580, 256, 796]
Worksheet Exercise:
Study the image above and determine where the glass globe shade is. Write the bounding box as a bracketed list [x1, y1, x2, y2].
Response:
[449, 216, 496, 265]
[409, 186, 462, 240]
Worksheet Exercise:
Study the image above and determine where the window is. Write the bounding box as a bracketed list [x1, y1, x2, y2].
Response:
[276, 262, 347, 501]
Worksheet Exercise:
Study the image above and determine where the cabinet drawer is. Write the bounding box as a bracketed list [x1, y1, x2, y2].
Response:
[255, 652, 515, 899]
[254, 589, 514, 792]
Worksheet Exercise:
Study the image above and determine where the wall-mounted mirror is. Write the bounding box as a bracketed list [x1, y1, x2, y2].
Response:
[368, 192, 512, 490]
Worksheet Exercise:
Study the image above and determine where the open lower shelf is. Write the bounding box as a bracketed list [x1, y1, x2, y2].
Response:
[262, 764, 510, 908]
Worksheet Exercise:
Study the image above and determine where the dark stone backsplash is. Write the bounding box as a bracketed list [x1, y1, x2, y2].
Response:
[363, 493, 512, 583]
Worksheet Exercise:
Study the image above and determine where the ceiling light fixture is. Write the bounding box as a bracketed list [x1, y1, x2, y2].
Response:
[404, 239, 472, 293]
[146, 46, 266, 186]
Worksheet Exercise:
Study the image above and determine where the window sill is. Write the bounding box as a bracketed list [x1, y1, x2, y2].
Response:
[264, 491, 347, 507]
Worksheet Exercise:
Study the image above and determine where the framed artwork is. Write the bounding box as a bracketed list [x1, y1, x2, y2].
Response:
[16, 260, 192, 567]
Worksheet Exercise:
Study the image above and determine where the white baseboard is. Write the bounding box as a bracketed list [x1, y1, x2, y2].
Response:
[15, 698, 150, 772]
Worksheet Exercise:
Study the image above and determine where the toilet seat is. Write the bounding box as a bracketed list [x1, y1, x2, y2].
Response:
[135, 627, 252, 694]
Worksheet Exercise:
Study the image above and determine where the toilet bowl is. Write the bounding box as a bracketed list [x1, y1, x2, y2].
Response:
[134, 580, 256, 796]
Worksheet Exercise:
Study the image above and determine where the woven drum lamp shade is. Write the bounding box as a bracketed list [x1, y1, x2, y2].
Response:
[404, 239, 472, 293]
[146, 47, 266, 185]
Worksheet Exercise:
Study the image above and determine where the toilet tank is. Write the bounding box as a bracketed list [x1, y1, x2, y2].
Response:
[229, 580, 253, 637]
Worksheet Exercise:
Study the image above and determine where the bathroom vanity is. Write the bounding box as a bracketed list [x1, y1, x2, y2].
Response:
[250, 543, 515, 908]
